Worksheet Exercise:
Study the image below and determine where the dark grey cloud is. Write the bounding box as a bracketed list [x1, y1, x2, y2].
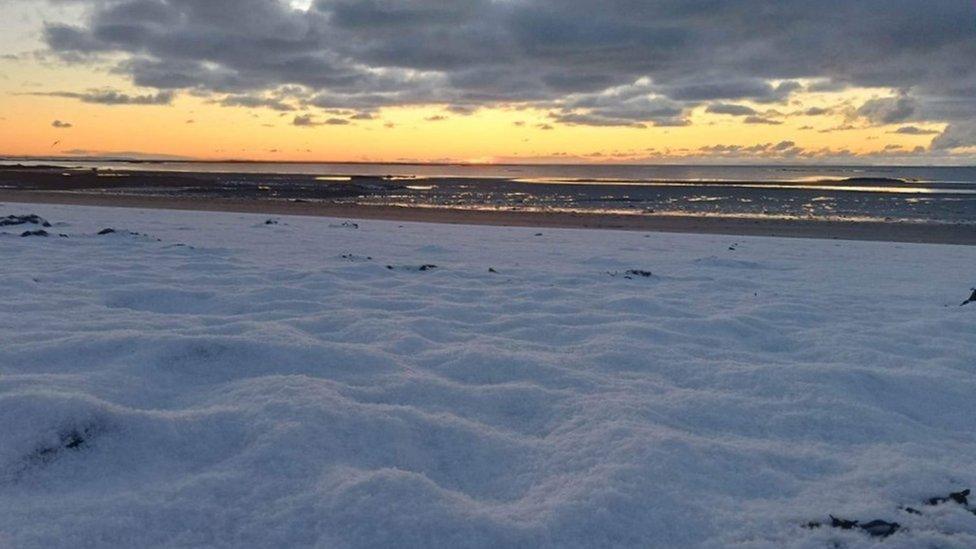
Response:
[891, 126, 940, 135]
[293, 113, 350, 126]
[743, 116, 782, 125]
[706, 104, 758, 116]
[32, 89, 174, 105]
[802, 107, 830, 116]
[856, 95, 916, 125]
[32, 0, 976, 147]
[292, 114, 317, 127]
[218, 94, 295, 111]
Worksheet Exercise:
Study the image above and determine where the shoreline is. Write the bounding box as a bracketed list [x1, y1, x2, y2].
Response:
[3, 190, 975, 245]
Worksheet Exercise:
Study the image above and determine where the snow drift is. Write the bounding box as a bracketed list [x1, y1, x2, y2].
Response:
[1, 204, 975, 548]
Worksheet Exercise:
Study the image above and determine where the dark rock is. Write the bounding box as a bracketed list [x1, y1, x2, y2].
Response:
[264, 219, 279, 225]
[859, 520, 901, 538]
[331, 221, 359, 229]
[1, 214, 50, 227]
[900, 506, 922, 515]
[387, 264, 438, 272]
[829, 515, 858, 530]
[928, 488, 970, 506]
[20, 230, 49, 237]
[961, 290, 976, 307]
[97, 228, 116, 235]
[341, 254, 372, 262]
[489, 267, 498, 273]
[609, 269, 654, 279]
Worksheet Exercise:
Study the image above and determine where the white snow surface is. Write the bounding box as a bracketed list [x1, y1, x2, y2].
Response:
[2, 204, 976, 548]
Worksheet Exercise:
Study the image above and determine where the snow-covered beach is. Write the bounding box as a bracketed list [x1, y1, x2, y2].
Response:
[2, 204, 976, 548]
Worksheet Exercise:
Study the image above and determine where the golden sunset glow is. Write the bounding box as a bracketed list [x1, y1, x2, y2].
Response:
[0, 67, 945, 162]
[0, 1, 970, 163]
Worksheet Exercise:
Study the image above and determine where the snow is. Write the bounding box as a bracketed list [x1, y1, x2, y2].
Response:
[1, 203, 975, 548]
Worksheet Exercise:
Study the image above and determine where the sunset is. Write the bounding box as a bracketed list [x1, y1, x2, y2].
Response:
[2, 2, 975, 548]
[1, 1, 971, 163]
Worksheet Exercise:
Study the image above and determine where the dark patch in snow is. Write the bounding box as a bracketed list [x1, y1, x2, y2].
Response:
[805, 515, 901, 538]
[330, 221, 359, 229]
[489, 267, 498, 273]
[264, 219, 279, 225]
[1, 214, 51, 227]
[20, 230, 49, 237]
[97, 228, 116, 235]
[31, 426, 96, 466]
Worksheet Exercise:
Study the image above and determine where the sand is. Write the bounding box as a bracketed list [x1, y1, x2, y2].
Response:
[2, 189, 974, 245]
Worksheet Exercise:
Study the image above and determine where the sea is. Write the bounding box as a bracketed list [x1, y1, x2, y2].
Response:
[5, 160, 976, 224]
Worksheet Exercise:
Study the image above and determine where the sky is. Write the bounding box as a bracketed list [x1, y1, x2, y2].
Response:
[1, 0, 974, 164]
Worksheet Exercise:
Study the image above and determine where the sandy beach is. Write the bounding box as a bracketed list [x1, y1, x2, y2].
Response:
[3, 189, 975, 245]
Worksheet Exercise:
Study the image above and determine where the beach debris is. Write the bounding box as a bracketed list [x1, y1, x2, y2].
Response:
[804, 516, 901, 538]
[20, 230, 49, 237]
[960, 290, 976, 307]
[927, 488, 970, 506]
[1, 214, 51, 227]
[330, 221, 359, 229]
[340, 253, 373, 262]
[386, 264, 438, 272]
[609, 269, 654, 280]
[97, 228, 116, 235]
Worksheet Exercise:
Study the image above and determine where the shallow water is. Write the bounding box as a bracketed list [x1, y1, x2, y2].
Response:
[5, 160, 976, 223]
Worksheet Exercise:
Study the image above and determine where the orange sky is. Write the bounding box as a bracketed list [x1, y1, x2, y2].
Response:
[0, 67, 945, 163]
[0, 2, 956, 164]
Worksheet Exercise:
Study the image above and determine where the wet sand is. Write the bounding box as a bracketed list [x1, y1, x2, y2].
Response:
[3, 189, 975, 245]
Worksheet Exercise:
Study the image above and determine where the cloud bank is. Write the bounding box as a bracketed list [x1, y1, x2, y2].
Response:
[28, 0, 976, 150]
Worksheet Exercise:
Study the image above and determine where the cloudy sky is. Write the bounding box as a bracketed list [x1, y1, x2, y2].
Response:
[1, 0, 974, 163]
